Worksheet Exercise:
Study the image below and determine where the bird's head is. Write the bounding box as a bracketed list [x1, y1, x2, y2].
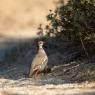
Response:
[38, 41, 44, 48]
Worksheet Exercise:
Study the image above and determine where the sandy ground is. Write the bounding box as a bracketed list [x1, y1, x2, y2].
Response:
[0, 78, 95, 95]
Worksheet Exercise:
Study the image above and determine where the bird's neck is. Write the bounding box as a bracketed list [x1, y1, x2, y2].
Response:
[39, 45, 43, 49]
[38, 46, 45, 53]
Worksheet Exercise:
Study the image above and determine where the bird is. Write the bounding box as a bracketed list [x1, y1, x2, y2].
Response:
[29, 41, 48, 78]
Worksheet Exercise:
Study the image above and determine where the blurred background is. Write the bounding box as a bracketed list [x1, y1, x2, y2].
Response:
[0, 0, 57, 38]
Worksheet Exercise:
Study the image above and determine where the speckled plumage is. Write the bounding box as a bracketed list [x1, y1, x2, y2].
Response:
[29, 41, 48, 78]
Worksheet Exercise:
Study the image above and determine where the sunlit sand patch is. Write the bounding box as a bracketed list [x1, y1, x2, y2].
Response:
[0, 78, 95, 95]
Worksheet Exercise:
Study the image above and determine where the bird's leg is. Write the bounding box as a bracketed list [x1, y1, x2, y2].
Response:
[42, 67, 47, 79]
[34, 70, 39, 80]
[45, 66, 48, 75]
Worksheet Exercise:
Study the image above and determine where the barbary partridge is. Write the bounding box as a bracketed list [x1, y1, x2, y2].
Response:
[29, 41, 48, 78]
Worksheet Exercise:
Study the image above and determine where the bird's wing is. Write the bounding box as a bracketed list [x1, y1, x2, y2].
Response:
[31, 53, 48, 70]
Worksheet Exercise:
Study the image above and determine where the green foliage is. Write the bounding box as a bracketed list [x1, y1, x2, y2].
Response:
[46, 0, 95, 42]
[41, 0, 95, 56]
